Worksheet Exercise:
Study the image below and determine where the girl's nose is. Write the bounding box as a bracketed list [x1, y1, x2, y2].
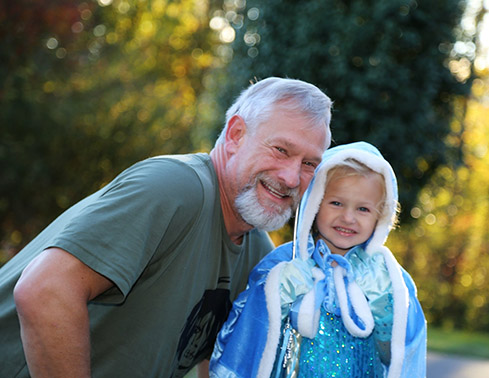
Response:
[341, 208, 356, 223]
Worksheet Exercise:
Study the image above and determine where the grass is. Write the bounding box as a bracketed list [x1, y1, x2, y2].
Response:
[428, 326, 489, 360]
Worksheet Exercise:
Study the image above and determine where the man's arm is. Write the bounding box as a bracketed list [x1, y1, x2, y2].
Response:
[13, 247, 113, 378]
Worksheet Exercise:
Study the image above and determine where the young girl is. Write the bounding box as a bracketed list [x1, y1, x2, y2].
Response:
[209, 142, 426, 378]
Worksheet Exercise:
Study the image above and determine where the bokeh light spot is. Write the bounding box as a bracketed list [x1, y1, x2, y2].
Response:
[46, 38, 58, 50]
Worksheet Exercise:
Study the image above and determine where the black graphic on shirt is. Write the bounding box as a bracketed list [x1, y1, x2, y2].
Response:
[171, 288, 232, 377]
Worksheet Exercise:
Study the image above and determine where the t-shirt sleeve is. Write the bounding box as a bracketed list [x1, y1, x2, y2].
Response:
[49, 158, 205, 303]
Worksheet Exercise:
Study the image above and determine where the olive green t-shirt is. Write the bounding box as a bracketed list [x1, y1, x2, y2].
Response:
[0, 153, 274, 378]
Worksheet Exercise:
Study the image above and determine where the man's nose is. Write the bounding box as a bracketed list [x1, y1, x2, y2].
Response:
[277, 159, 302, 189]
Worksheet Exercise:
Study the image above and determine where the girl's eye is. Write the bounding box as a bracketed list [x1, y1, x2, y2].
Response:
[358, 207, 370, 212]
[331, 201, 341, 206]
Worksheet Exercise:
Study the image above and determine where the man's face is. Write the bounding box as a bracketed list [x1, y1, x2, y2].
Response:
[230, 108, 328, 231]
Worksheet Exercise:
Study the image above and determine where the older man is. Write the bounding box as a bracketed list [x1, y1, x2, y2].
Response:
[0, 77, 332, 378]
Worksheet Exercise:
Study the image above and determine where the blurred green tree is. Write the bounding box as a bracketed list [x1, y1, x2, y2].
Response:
[210, 0, 473, 221]
[388, 78, 489, 332]
[0, 0, 222, 262]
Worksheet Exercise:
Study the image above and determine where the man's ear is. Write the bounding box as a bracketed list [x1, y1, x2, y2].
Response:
[225, 115, 247, 153]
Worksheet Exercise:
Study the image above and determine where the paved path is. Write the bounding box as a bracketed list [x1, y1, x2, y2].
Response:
[427, 352, 489, 378]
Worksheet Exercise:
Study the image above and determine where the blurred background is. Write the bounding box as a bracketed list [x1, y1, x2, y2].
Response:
[1, 0, 489, 359]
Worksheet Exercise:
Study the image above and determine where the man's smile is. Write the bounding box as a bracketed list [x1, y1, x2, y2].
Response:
[260, 180, 289, 199]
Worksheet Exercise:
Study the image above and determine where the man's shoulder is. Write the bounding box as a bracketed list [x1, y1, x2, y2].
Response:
[135, 153, 212, 176]
[148, 152, 211, 168]
[117, 153, 214, 189]
[94, 153, 216, 212]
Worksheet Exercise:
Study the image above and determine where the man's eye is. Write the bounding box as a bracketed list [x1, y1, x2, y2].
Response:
[275, 147, 286, 153]
[303, 161, 316, 168]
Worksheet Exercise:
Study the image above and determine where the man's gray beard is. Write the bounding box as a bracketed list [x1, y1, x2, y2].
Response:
[235, 185, 295, 232]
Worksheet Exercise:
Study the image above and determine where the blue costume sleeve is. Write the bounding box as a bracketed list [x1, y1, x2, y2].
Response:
[209, 243, 294, 378]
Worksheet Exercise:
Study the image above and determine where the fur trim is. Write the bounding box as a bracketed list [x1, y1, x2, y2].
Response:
[297, 290, 320, 338]
[380, 246, 409, 378]
[297, 171, 327, 260]
[333, 266, 375, 338]
[296, 267, 325, 338]
[257, 262, 287, 378]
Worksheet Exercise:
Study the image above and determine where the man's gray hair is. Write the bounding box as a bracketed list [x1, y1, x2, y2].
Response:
[214, 77, 333, 146]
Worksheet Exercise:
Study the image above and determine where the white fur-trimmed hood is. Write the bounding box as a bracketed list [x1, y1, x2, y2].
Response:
[295, 141, 398, 260]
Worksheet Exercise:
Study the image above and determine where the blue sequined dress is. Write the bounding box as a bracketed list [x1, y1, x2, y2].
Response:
[298, 307, 384, 377]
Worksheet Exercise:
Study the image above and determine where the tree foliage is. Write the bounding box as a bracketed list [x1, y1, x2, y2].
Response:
[0, 0, 222, 261]
[388, 78, 489, 332]
[213, 0, 473, 220]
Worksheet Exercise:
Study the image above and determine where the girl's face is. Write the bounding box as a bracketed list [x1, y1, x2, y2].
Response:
[315, 173, 384, 255]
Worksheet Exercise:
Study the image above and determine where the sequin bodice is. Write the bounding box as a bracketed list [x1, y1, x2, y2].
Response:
[298, 306, 384, 377]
